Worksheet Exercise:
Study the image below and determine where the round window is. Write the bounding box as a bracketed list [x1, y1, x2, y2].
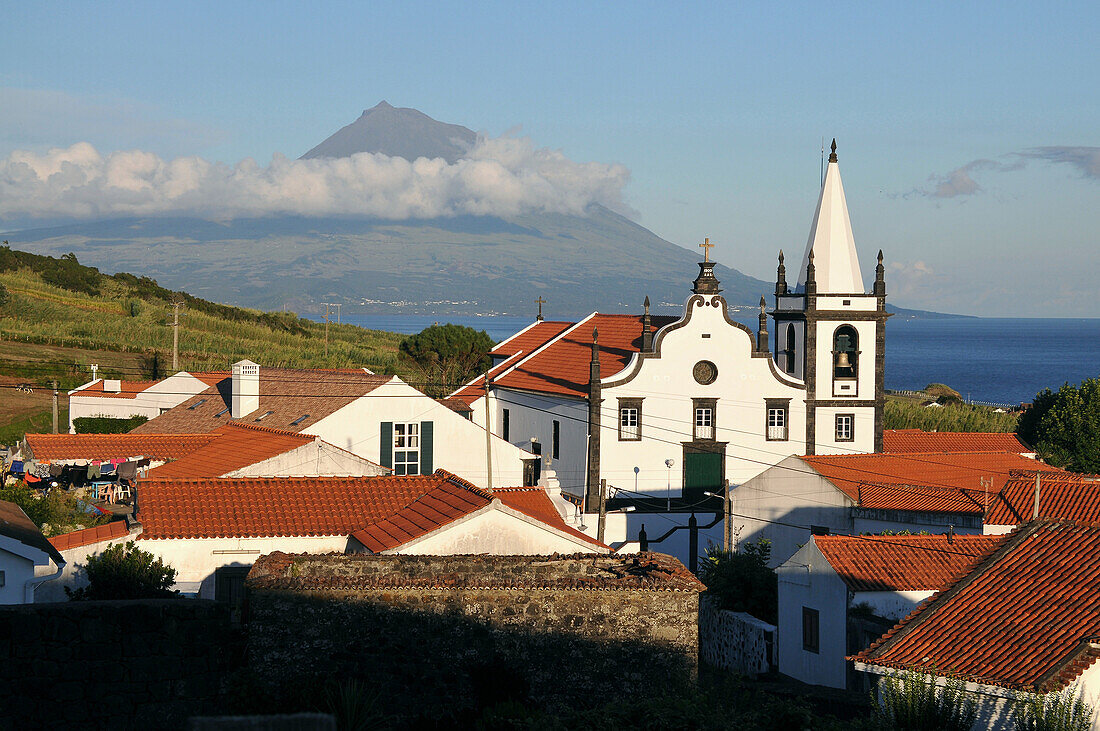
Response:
[693, 360, 718, 385]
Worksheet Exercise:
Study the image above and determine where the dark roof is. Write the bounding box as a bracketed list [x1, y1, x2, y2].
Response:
[0, 500, 65, 564]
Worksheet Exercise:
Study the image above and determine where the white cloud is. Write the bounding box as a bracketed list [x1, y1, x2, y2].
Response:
[0, 136, 633, 221]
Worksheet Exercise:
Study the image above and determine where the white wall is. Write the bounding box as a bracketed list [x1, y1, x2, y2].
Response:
[227, 439, 387, 478]
[579, 508, 725, 568]
[0, 549, 35, 604]
[490, 389, 588, 499]
[852, 590, 933, 623]
[68, 372, 212, 432]
[601, 295, 807, 494]
[393, 505, 603, 555]
[35, 532, 134, 603]
[307, 378, 534, 489]
[735, 456, 853, 567]
[776, 541, 850, 688]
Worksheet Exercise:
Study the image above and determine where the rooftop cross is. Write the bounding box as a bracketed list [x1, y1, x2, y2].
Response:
[535, 296, 546, 321]
[699, 237, 714, 263]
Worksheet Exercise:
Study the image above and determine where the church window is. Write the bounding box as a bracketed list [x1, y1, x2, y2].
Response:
[693, 360, 718, 385]
[833, 326, 858, 381]
[393, 422, 420, 475]
[835, 414, 854, 442]
[619, 399, 641, 441]
[693, 398, 716, 441]
[784, 324, 796, 375]
[766, 399, 790, 441]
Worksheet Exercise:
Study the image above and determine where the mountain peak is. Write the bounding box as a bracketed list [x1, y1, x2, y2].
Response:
[303, 103, 477, 164]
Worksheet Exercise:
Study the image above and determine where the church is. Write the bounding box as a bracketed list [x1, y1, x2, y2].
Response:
[448, 141, 887, 556]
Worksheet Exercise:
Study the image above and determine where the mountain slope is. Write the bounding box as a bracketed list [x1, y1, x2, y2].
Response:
[301, 101, 476, 163]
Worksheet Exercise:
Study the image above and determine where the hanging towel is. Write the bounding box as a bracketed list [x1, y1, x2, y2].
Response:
[10, 461, 23, 473]
[117, 461, 137, 480]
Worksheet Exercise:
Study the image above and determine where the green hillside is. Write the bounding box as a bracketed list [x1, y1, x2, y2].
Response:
[0, 243, 406, 441]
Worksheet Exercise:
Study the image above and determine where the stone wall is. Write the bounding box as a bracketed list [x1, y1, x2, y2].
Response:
[699, 597, 776, 677]
[246, 552, 702, 723]
[0, 599, 237, 730]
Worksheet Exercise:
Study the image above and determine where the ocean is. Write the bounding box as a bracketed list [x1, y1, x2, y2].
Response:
[312, 313, 1100, 406]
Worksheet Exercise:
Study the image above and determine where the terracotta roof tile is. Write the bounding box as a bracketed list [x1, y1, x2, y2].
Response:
[852, 520, 1100, 692]
[800, 452, 1065, 504]
[70, 380, 159, 399]
[490, 314, 675, 398]
[131, 368, 391, 434]
[351, 479, 493, 552]
[144, 422, 315, 479]
[814, 534, 1002, 591]
[48, 520, 130, 551]
[189, 371, 230, 388]
[883, 430, 1032, 454]
[986, 473, 1100, 526]
[248, 551, 705, 592]
[494, 487, 607, 548]
[25, 433, 219, 461]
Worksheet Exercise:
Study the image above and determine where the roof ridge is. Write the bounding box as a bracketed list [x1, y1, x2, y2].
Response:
[807, 449, 1028, 460]
[222, 421, 313, 439]
[435, 468, 494, 500]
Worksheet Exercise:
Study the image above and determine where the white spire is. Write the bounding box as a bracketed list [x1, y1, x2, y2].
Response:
[797, 139, 864, 294]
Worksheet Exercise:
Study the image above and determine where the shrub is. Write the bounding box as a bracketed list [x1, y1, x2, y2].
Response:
[1013, 689, 1094, 731]
[0, 483, 107, 534]
[66, 541, 178, 600]
[924, 383, 963, 404]
[0, 281, 9, 307]
[873, 669, 977, 731]
[73, 415, 149, 434]
[697, 538, 777, 624]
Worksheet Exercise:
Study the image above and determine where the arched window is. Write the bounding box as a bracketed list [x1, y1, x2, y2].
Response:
[833, 325, 858, 380]
[784, 324, 796, 374]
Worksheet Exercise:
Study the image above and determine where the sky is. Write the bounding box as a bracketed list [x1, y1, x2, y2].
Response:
[2, 1, 1098, 316]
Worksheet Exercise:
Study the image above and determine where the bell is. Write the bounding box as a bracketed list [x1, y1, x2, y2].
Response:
[836, 351, 851, 369]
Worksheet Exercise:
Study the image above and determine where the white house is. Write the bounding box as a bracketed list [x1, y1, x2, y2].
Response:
[448, 141, 888, 565]
[132, 363, 539, 490]
[0, 500, 65, 604]
[852, 520, 1100, 730]
[735, 450, 1064, 566]
[67, 371, 226, 432]
[777, 534, 1000, 689]
[45, 471, 608, 607]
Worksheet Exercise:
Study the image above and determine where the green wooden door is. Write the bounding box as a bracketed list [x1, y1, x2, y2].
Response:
[684, 450, 723, 496]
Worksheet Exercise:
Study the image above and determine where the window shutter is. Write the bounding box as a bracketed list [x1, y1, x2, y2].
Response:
[420, 421, 434, 475]
[380, 421, 393, 469]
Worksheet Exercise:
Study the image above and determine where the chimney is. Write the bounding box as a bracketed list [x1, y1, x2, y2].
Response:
[231, 360, 260, 418]
[103, 379, 121, 393]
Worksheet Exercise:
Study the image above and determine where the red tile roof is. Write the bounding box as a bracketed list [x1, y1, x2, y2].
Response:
[985, 473, 1100, 526]
[136, 472, 455, 539]
[351, 475, 493, 552]
[131, 367, 391, 434]
[883, 430, 1032, 454]
[189, 371, 230, 388]
[25, 433, 219, 461]
[48, 520, 130, 551]
[814, 534, 1002, 592]
[852, 520, 1100, 692]
[70, 379, 159, 399]
[490, 314, 675, 398]
[800, 452, 1065, 504]
[851, 482, 986, 514]
[448, 320, 574, 405]
[494, 487, 606, 548]
[144, 422, 315, 479]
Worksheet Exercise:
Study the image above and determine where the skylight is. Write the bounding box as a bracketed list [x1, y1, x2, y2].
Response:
[290, 414, 310, 426]
[214, 407, 230, 417]
[187, 398, 207, 410]
[255, 411, 275, 421]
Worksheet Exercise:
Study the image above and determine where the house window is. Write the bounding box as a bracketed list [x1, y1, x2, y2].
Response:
[502, 408, 510, 441]
[553, 420, 560, 459]
[619, 398, 642, 441]
[693, 398, 716, 441]
[393, 422, 420, 475]
[835, 414, 854, 442]
[766, 399, 790, 441]
[802, 607, 820, 653]
[784, 324, 796, 374]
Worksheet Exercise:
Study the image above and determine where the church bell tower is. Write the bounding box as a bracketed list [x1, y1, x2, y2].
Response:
[771, 140, 887, 454]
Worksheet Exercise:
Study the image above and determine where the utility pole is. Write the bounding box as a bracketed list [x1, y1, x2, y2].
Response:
[483, 371, 494, 491]
[169, 302, 183, 372]
[1032, 473, 1042, 520]
[597, 479, 608, 544]
[723, 479, 733, 552]
[51, 381, 58, 434]
[321, 303, 340, 359]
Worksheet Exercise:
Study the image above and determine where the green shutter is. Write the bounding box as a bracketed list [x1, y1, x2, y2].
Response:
[380, 421, 393, 469]
[420, 421, 434, 475]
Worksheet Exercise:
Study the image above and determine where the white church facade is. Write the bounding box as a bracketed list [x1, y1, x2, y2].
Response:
[448, 141, 888, 562]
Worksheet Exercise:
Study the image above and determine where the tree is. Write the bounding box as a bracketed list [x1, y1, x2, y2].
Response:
[697, 538, 778, 624]
[399, 323, 494, 397]
[1017, 378, 1100, 473]
[66, 541, 178, 600]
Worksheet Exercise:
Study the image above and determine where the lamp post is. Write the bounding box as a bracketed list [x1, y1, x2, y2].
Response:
[664, 459, 675, 511]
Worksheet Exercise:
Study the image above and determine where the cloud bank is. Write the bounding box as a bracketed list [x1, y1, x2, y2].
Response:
[919, 146, 1100, 199]
[0, 137, 632, 221]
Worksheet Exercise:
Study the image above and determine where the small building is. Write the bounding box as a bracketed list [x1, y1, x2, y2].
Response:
[736, 451, 1065, 565]
[0, 500, 65, 604]
[245, 551, 704, 719]
[777, 534, 1001, 689]
[67, 370, 226, 432]
[132, 362, 539, 490]
[852, 520, 1100, 730]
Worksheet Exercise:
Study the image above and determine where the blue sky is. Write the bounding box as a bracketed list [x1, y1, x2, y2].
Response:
[2, 1, 1098, 316]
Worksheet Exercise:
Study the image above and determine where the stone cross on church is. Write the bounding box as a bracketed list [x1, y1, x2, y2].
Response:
[699, 237, 714, 262]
